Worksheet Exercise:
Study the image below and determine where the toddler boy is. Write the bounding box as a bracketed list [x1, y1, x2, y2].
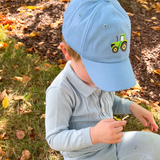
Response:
[45, 0, 160, 159]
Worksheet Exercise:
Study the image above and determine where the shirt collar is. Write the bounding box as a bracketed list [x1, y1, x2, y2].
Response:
[63, 61, 97, 97]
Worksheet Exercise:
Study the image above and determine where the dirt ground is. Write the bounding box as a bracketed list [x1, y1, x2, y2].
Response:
[0, 0, 160, 104]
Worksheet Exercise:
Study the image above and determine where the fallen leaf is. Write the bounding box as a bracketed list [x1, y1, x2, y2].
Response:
[151, 26, 160, 31]
[0, 147, 5, 156]
[141, 4, 151, 11]
[25, 100, 32, 107]
[150, 79, 154, 83]
[154, 69, 160, 75]
[50, 23, 58, 28]
[132, 31, 140, 36]
[14, 44, 19, 49]
[151, 17, 157, 20]
[34, 59, 40, 64]
[26, 6, 37, 10]
[136, 99, 141, 104]
[45, 64, 52, 67]
[25, 12, 34, 17]
[16, 130, 25, 139]
[38, 42, 44, 45]
[113, 116, 121, 121]
[30, 31, 40, 37]
[145, 19, 153, 22]
[2, 97, 8, 108]
[20, 149, 31, 160]
[135, 55, 140, 60]
[13, 65, 18, 69]
[13, 76, 23, 81]
[23, 76, 31, 83]
[132, 81, 141, 90]
[40, 114, 45, 119]
[58, 64, 65, 69]
[12, 95, 24, 101]
[0, 90, 7, 103]
[127, 12, 134, 16]
[28, 126, 33, 131]
[34, 67, 40, 70]
[141, 128, 152, 132]
[18, 42, 23, 46]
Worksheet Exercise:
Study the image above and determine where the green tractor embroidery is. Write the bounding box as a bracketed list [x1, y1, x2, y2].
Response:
[111, 34, 127, 53]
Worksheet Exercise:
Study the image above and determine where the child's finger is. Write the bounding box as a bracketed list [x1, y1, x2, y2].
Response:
[112, 120, 127, 128]
[139, 117, 148, 127]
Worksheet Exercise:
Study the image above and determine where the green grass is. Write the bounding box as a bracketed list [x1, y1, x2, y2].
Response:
[0, 27, 62, 159]
[0, 27, 160, 159]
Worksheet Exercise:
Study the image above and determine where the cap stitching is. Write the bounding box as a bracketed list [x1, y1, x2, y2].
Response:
[81, 1, 104, 57]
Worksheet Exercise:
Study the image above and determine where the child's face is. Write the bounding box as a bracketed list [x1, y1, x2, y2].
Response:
[70, 58, 97, 88]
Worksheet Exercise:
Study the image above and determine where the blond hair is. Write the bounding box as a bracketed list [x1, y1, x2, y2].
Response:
[62, 35, 81, 61]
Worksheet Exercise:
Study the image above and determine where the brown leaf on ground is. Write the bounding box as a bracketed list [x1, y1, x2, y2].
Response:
[0, 147, 5, 156]
[141, 128, 152, 132]
[16, 130, 25, 139]
[151, 26, 160, 31]
[23, 76, 31, 83]
[0, 89, 7, 103]
[20, 149, 31, 160]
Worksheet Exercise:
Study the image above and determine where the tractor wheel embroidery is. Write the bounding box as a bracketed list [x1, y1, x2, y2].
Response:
[111, 34, 127, 53]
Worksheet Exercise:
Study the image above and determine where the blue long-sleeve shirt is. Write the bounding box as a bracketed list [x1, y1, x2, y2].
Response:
[45, 61, 134, 157]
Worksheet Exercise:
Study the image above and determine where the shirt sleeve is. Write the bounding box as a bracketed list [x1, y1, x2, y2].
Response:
[45, 87, 93, 151]
[112, 95, 134, 114]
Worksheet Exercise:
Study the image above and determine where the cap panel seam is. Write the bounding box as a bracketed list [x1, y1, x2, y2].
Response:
[81, 1, 105, 57]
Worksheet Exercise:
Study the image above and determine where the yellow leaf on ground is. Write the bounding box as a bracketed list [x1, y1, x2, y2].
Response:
[3, 24, 9, 29]
[26, 6, 37, 10]
[2, 97, 8, 108]
[23, 76, 31, 83]
[16, 130, 25, 139]
[132, 81, 141, 90]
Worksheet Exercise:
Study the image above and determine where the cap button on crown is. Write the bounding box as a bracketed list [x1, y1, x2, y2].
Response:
[103, 24, 108, 29]
[78, 14, 82, 18]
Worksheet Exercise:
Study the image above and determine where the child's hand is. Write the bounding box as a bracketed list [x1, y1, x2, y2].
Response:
[129, 103, 158, 132]
[90, 118, 126, 145]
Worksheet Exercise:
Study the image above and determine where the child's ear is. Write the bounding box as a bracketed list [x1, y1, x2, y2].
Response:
[60, 42, 72, 61]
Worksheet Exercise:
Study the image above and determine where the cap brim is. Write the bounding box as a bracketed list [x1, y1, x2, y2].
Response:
[81, 57, 136, 92]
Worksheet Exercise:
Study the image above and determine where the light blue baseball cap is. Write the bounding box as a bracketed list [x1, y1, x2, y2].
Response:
[62, 0, 136, 91]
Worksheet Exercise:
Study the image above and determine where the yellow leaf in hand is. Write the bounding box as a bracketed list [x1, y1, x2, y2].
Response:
[2, 97, 8, 108]
[113, 116, 121, 121]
